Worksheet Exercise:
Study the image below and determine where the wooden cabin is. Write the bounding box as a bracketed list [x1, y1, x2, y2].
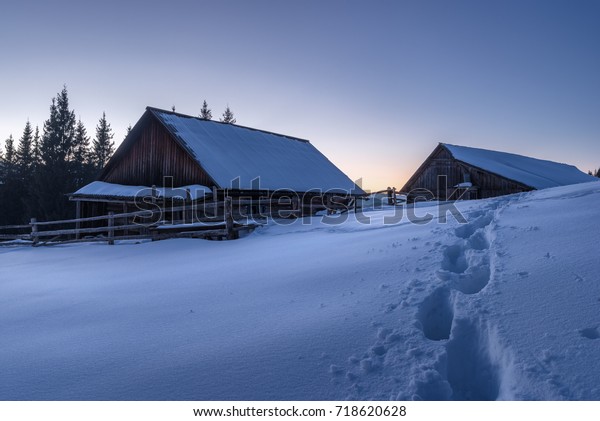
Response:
[70, 107, 364, 222]
[401, 143, 596, 201]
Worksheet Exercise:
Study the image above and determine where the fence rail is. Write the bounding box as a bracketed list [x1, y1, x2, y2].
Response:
[0, 194, 357, 246]
[0, 197, 259, 246]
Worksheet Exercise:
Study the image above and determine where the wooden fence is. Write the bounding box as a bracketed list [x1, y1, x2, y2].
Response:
[0, 194, 359, 247]
[0, 198, 261, 246]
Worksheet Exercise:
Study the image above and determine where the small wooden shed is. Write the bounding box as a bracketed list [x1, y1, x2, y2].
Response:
[401, 143, 596, 201]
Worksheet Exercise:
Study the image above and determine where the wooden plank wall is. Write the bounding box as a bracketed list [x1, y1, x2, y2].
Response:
[461, 162, 531, 198]
[404, 147, 532, 200]
[102, 119, 214, 187]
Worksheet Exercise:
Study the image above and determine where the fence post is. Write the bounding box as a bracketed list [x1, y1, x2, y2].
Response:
[225, 196, 235, 240]
[122, 203, 129, 237]
[108, 211, 115, 245]
[75, 201, 81, 239]
[30, 218, 38, 246]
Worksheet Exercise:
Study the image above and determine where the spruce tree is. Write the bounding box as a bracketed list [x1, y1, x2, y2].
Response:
[17, 120, 34, 176]
[40, 87, 76, 164]
[14, 122, 36, 222]
[73, 119, 90, 164]
[220, 105, 236, 124]
[0, 143, 4, 224]
[72, 119, 93, 186]
[34, 86, 77, 220]
[0, 141, 6, 225]
[0, 135, 22, 224]
[92, 112, 114, 170]
[4, 135, 16, 166]
[3, 135, 17, 188]
[23, 125, 42, 219]
[200, 100, 212, 120]
[31, 125, 41, 169]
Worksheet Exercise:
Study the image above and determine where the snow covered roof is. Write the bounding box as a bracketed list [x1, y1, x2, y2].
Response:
[149, 108, 363, 194]
[72, 181, 211, 200]
[443, 143, 597, 189]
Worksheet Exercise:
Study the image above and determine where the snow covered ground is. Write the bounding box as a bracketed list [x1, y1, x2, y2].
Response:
[1, 181, 599, 400]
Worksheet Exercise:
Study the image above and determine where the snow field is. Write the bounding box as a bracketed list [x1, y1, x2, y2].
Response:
[1, 181, 599, 400]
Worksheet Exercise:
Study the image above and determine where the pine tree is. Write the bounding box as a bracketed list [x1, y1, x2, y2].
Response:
[73, 119, 91, 165]
[40, 87, 76, 164]
[199, 100, 212, 120]
[92, 112, 114, 169]
[2, 135, 17, 200]
[0, 140, 7, 225]
[220, 105, 236, 124]
[0, 142, 5, 224]
[4, 135, 16, 167]
[31, 125, 41, 169]
[0, 135, 22, 224]
[34, 86, 77, 220]
[72, 119, 93, 186]
[23, 125, 42, 219]
[14, 121, 37, 222]
[594, 168, 600, 178]
[17, 120, 34, 176]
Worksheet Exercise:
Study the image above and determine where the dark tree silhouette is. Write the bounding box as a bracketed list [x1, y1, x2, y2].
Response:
[220, 105, 236, 124]
[200, 100, 212, 120]
[91, 112, 115, 170]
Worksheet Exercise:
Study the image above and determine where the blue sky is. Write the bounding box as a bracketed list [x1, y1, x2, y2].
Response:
[1, 0, 598, 190]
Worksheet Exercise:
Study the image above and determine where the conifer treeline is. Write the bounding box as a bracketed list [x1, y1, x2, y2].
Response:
[0, 91, 238, 225]
[0, 86, 115, 225]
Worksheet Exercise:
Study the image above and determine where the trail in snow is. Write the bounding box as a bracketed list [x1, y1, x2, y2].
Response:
[334, 195, 536, 400]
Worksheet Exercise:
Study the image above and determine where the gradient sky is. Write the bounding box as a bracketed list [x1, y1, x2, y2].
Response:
[1, 0, 598, 191]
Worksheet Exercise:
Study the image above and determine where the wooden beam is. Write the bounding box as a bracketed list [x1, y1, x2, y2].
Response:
[75, 200, 81, 240]
[30, 218, 38, 246]
[108, 212, 115, 245]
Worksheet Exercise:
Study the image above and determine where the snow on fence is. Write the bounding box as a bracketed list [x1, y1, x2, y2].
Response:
[0, 197, 263, 246]
[0, 194, 358, 247]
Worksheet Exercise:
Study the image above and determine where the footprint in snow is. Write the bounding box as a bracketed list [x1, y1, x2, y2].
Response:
[579, 327, 600, 340]
[370, 345, 386, 356]
[346, 372, 357, 381]
[329, 364, 344, 375]
[384, 303, 398, 313]
[417, 287, 454, 341]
